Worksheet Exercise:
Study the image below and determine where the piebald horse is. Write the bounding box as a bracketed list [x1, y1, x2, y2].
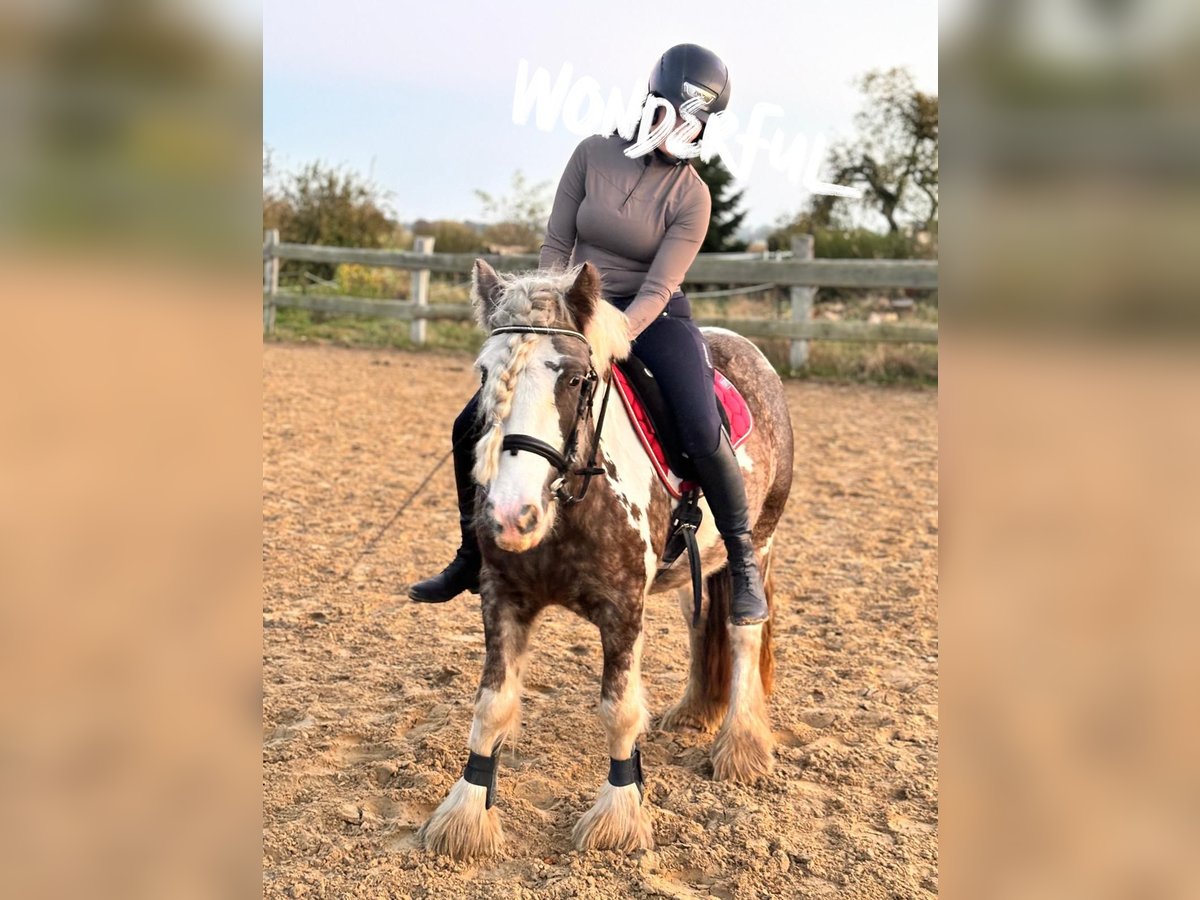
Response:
[418, 260, 794, 859]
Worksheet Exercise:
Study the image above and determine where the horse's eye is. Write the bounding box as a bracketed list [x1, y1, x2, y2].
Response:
[569, 375, 583, 387]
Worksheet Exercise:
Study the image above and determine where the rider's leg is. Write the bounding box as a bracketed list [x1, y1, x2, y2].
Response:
[409, 391, 485, 603]
[628, 302, 769, 626]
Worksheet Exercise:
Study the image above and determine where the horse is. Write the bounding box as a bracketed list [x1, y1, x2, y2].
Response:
[417, 259, 794, 859]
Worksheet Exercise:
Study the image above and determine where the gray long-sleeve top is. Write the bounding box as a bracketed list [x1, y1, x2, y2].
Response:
[538, 134, 712, 337]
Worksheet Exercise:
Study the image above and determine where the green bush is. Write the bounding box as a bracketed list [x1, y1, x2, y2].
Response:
[412, 220, 486, 253]
[264, 161, 395, 281]
[768, 224, 935, 260]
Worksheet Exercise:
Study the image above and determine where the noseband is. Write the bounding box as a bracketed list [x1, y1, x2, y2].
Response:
[489, 325, 614, 505]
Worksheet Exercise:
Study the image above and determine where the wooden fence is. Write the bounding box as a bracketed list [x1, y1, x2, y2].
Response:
[263, 231, 937, 370]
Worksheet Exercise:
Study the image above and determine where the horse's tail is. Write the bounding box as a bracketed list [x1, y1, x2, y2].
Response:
[759, 545, 776, 695]
[701, 546, 776, 706]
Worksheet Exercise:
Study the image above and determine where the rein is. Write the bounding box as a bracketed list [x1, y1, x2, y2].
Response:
[490, 325, 614, 506]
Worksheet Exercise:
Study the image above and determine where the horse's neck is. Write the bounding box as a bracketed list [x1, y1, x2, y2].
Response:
[590, 372, 630, 458]
[583, 371, 658, 504]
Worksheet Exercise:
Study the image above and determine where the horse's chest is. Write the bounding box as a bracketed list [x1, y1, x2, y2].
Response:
[483, 489, 650, 606]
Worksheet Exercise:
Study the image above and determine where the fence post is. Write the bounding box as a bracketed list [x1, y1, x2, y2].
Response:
[263, 229, 279, 335]
[789, 234, 815, 372]
[410, 235, 435, 345]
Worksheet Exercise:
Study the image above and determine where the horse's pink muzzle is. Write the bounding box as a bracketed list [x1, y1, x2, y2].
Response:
[485, 499, 545, 552]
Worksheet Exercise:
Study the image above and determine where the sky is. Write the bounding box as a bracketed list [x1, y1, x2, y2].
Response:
[263, 0, 938, 231]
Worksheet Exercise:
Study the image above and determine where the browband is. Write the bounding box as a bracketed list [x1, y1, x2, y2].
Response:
[490, 325, 591, 349]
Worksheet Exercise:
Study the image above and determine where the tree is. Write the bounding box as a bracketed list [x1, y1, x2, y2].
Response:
[263, 158, 395, 280]
[827, 68, 939, 234]
[474, 170, 551, 252]
[692, 156, 748, 252]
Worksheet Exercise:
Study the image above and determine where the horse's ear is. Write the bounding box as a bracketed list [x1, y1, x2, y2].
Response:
[472, 258, 504, 327]
[564, 262, 601, 331]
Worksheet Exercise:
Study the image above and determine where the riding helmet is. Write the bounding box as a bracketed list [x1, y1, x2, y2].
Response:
[647, 43, 731, 122]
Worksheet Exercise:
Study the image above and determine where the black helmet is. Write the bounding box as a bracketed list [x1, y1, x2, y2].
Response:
[648, 43, 731, 123]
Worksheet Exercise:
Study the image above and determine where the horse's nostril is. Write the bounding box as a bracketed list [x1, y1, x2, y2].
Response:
[483, 500, 502, 534]
[517, 504, 539, 535]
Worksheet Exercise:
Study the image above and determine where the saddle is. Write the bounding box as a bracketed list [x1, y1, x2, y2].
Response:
[612, 352, 755, 626]
[611, 354, 754, 500]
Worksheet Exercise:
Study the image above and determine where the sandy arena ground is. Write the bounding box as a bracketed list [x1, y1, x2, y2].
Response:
[263, 343, 938, 899]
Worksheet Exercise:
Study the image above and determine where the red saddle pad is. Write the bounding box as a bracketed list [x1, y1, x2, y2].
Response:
[610, 366, 754, 499]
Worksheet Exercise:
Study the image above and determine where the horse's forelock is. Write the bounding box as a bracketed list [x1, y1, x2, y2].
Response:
[480, 268, 629, 376]
[483, 270, 576, 330]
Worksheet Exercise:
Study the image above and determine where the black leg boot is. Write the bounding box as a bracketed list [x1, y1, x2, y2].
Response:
[690, 430, 770, 626]
[407, 513, 481, 603]
[409, 413, 483, 603]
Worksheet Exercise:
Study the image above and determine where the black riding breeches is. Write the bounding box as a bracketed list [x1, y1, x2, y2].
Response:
[610, 291, 721, 458]
[452, 393, 484, 507]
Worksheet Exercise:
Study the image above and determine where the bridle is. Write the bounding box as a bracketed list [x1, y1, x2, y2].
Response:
[488, 325, 614, 506]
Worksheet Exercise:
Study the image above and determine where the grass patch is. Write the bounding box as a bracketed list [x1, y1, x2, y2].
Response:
[756, 339, 938, 386]
[267, 287, 938, 386]
[269, 306, 482, 353]
[692, 289, 938, 386]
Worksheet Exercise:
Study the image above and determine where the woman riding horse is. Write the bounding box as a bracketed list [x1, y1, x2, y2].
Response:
[409, 43, 768, 628]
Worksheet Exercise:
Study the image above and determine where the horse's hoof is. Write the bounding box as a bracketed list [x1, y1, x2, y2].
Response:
[711, 722, 775, 783]
[417, 779, 504, 860]
[658, 698, 723, 734]
[572, 782, 654, 852]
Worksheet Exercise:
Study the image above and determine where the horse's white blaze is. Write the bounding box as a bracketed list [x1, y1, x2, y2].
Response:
[475, 337, 565, 548]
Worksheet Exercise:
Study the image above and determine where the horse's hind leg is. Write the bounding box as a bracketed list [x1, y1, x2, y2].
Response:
[711, 546, 776, 782]
[418, 602, 530, 860]
[573, 609, 654, 851]
[659, 588, 728, 733]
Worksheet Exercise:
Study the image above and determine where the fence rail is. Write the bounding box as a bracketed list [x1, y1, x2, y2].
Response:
[267, 241, 938, 290]
[262, 232, 938, 367]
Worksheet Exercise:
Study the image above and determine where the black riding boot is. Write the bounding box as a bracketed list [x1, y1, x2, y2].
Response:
[690, 430, 770, 626]
[408, 421, 482, 604]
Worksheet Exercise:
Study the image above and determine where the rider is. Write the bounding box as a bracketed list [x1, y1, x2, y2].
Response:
[408, 44, 769, 627]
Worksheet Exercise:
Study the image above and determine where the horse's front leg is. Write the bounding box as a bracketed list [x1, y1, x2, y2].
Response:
[418, 598, 530, 860]
[572, 601, 654, 851]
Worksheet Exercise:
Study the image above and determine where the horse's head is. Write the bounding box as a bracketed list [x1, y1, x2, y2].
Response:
[470, 259, 631, 553]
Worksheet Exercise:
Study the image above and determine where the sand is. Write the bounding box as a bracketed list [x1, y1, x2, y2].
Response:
[263, 343, 938, 899]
